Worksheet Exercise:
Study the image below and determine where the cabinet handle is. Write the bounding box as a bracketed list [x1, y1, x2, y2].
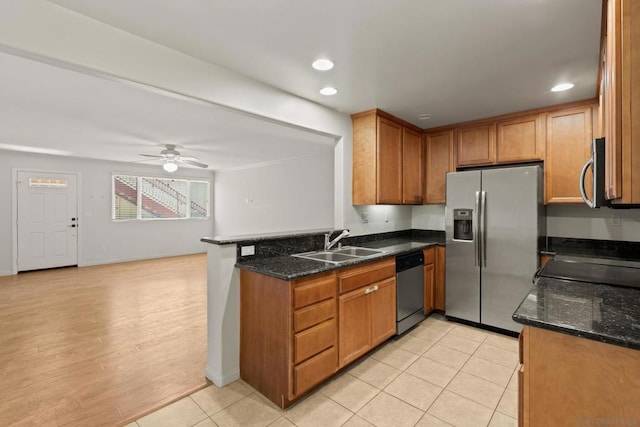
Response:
[364, 287, 372, 295]
[373, 285, 379, 292]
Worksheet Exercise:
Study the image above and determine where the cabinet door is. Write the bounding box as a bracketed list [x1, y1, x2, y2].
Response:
[402, 127, 424, 204]
[456, 123, 495, 167]
[545, 107, 593, 204]
[496, 114, 544, 163]
[377, 117, 403, 204]
[604, 0, 622, 199]
[370, 277, 397, 347]
[424, 263, 435, 314]
[425, 130, 454, 204]
[435, 246, 446, 311]
[338, 286, 372, 367]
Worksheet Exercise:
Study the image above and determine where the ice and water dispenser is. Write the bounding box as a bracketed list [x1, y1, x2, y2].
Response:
[453, 209, 473, 241]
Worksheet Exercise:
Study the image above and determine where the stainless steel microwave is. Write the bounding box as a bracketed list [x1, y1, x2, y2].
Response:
[579, 137, 609, 208]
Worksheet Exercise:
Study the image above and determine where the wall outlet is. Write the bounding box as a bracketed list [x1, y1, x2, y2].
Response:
[609, 215, 621, 226]
[241, 245, 255, 256]
[361, 212, 369, 223]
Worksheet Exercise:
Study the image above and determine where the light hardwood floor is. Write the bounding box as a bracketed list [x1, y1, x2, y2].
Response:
[0, 254, 209, 427]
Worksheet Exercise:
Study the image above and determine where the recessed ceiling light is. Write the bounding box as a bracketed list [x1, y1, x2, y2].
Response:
[312, 59, 334, 71]
[417, 114, 432, 120]
[319, 87, 338, 96]
[551, 83, 574, 92]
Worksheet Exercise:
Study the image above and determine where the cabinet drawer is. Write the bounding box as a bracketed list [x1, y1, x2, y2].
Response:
[423, 247, 435, 265]
[294, 319, 336, 364]
[293, 274, 336, 309]
[294, 346, 337, 396]
[338, 259, 395, 294]
[294, 298, 335, 332]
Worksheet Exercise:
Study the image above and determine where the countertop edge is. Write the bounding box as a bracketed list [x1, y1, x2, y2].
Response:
[513, 314, 640, 351]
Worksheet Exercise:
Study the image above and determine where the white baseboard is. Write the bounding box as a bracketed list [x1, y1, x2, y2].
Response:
[0, 269, 15, 277]
[205, 366, 240, 388]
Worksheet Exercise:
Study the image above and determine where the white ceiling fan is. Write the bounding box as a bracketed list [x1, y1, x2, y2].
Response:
[139, 144, 208, 172]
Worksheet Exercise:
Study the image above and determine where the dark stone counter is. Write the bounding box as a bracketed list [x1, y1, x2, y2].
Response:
[235, 232, 444, 281]
[513, 276, 640, 350]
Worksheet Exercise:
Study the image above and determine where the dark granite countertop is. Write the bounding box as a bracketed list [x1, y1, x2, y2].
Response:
[513, 277, 640, 350]
[236, 236, 443, 281]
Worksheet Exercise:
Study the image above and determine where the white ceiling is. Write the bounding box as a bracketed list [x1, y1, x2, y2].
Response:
[1, 0, 602, 169]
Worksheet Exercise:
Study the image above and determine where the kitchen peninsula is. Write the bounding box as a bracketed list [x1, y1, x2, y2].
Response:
[201, 229, 444, 408]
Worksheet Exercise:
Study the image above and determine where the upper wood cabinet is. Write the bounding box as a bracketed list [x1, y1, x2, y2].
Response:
[544, 106, 593, 204]
[495, 114, 545, 163]
[402, 127, 424, 204]
[456, 123, 495, 167]
[602, 0, 640, 204]
[352, 109, 423, 205]
[456, 115, 545, 168]
[424, 129, 454, 204]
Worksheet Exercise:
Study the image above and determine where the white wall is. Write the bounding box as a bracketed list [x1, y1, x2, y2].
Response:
[214, 154, 334, 237]
[547, 205, 640, 242]
[0, 149, 214, 276]
[0, 1, 420, 240]
[412, 205, 446, 230]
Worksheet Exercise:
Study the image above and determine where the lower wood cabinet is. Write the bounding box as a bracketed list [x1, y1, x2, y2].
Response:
[240, 257, 397, 409]
[240, 270, 338, 408]
[423, 247, 436, 314]
[338, 259, 396, 367]
[435, 246, 446, 311]
[519, 326, 640, 426]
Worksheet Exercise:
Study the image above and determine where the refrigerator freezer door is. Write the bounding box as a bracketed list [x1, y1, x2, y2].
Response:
[445, 170, 481, 323]
[480, 166, 542, 332]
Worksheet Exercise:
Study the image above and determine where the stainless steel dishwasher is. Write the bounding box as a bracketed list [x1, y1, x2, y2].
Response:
[396, 251, 426, 335]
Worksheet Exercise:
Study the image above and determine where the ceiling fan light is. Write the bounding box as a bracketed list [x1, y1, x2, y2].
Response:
[163, 160, 178, 173]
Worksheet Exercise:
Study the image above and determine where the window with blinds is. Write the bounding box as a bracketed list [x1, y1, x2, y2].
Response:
[112, 175, 210, 221]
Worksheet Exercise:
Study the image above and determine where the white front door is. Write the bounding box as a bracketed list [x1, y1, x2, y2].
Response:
[17, 171, 78, 272]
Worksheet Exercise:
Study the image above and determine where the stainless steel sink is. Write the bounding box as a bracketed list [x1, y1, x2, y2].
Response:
[333, 247, 384, 257]
[292, 246, 385, 264]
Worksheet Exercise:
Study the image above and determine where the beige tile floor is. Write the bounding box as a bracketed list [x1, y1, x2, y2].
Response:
[126, 316, 519, 427]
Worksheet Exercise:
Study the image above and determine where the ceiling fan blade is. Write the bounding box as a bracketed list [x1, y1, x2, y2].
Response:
[180, 159, 209, 168]
[139, 154, 164, 158]
[132, 158, 162, 163]
[179, 156, 199, 161]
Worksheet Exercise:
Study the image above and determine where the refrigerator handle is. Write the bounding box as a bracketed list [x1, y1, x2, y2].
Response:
[579, 155, 594, 208]
[480, 191, 487, 267]
[474, 191, 480, 267]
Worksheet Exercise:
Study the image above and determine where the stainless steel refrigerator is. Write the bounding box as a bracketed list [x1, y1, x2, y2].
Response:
[445, 165, 545, 333]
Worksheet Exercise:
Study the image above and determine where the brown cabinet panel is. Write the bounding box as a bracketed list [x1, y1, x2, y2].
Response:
[370, 277, 397, 347]
[423, 247, 435, 265]
[294, 319, 336, 364]
[402, 127, 424, 204]
[545, 106, 593, 204]
[605, 0, 640, 204]
[424, 263, 435, 314]
[294, 347, 337, 396]
[338, 286, 372, 367]
[294, 299, 335, 332]
[456, 123, 495, 167]
[521, 326, 640, 425]
[352, 109, 425, 205]
[435, 246, 446, 311]
[495, 114, 544, 163]
[293, 273, 336, 309]
[377, 117, 403, 204]
[424, 130, 454, 204]
[338, 258, 395, 294]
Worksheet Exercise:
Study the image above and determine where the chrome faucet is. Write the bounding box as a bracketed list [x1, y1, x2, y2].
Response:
[324, 229, 350, 251]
